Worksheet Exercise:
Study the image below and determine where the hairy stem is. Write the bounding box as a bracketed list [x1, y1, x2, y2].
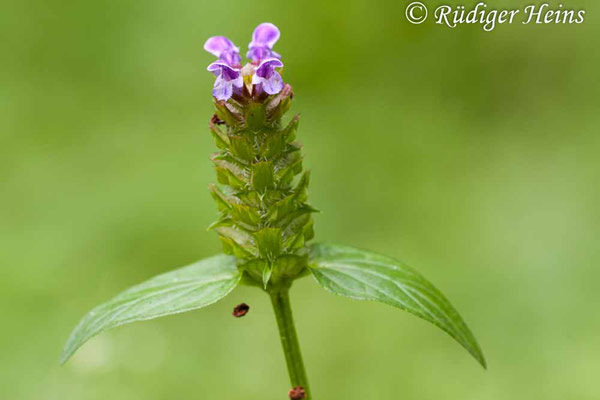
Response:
[269, 287, 311, 399]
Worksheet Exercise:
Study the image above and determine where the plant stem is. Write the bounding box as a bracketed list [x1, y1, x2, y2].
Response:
[269, 287, 311, 399]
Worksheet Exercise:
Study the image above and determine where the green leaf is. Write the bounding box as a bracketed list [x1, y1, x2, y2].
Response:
[308, 243, 486, 368]
[61, 254, 241, 364]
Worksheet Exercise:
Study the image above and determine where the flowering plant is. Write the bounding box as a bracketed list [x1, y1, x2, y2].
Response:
[62, 23, 485, 399]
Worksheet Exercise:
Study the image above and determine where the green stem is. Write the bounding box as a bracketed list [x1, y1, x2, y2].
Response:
[269, 287, 311, 399]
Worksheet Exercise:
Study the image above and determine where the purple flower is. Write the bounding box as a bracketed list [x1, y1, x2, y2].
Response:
[252, 58, 284, 95]
[204, 36, 241, 66]
[247, 23, 281, 63]
[204, 36, 243, 101]
[204, 24, 286, 99]
[207, 62, 243, 101]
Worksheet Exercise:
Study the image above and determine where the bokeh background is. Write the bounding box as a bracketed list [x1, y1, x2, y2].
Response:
[2, 0, 599, 398]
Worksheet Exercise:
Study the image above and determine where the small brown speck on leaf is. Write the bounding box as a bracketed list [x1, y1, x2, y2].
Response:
[232, 303, 250, 318]
[288, 386, 306, 399]
[211, 114, 225, 125]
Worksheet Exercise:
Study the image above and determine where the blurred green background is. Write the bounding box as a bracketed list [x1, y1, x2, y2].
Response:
[2, 0, 599, 398]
